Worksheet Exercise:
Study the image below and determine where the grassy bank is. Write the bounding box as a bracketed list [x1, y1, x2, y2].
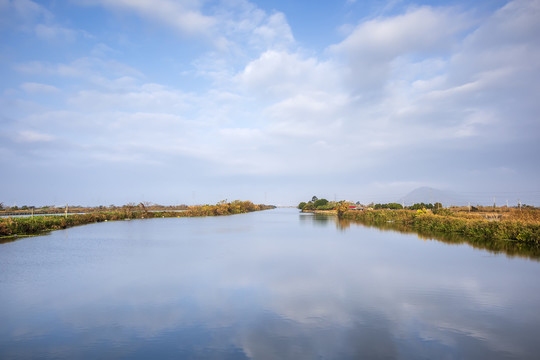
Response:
[0, 201, 274, 238]
[339, 209, 540, 244]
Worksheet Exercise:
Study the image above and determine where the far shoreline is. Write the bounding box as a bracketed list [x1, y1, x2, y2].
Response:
[0, 201, 275, 240]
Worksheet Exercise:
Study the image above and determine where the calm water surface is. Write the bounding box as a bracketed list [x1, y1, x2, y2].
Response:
[1, 208, 539, 359]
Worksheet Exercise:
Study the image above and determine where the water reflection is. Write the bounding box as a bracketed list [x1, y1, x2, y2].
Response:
[299, 213, 333, 226]
[1, 209, 540, 359]
[299, 212, 351, 232]
[301, 211, 540, 260]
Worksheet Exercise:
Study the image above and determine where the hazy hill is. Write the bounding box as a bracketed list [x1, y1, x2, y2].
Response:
[398, 187, 467, 207]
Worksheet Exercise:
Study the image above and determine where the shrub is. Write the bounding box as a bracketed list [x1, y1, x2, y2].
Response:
[314, 199, 329, 208]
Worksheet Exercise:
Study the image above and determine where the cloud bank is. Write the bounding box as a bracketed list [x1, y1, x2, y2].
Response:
[0, 0, 539, 205]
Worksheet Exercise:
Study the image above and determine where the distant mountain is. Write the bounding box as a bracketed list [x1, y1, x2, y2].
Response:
[398, 187, 467, 207]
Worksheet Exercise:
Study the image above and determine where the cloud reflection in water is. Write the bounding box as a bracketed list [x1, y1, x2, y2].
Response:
[1, 209, 539, 359]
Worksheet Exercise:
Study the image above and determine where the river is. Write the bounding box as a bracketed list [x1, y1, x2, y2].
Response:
[1, 208, 539, 359]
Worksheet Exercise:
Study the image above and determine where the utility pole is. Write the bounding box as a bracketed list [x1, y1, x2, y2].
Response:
[468, 202, 471, 212]
[65, 204, 68, 218]
[518, 199, 521, 211]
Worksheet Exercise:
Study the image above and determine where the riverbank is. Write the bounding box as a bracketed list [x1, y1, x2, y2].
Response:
[338, 209, 540, 244]
[0, 201, 274, 238]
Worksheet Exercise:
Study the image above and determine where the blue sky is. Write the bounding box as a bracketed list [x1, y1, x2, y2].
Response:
[1, 0, 539, 206]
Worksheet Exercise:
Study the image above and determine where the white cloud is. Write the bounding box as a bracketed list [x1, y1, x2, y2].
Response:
[34, 23, 76, 41]
[16, 130, 55, 142]
[330, 6, 472, 95]
[203, 1, 539, 179]
[20, 82, 60, 93]
[219, 127, 263, 140]
[0, 0, 84, 45]
[0, 0, 52, 26]
[15, 57, 144, 90]
[83, 0, 295, 54]
[68, 85, 193, 112]
[332, 6, 466, 59]
[449, 0, 540, 88]
[237, 50, 341, 100]
[265, 93, 347, 138]
[251, 12, 294, 50]
[86, 0, 216, 38]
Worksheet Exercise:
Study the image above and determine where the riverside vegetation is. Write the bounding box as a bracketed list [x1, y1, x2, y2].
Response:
[0, 201, 274, 239]
[340, 207, 540, 244]
[299, 197, 540, 245]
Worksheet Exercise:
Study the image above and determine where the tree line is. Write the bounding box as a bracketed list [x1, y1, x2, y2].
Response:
[372, 202, 443, 210]
[298, 196, 445, 212]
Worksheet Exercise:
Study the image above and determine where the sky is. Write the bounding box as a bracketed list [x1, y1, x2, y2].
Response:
[1, 0, 539, 207]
